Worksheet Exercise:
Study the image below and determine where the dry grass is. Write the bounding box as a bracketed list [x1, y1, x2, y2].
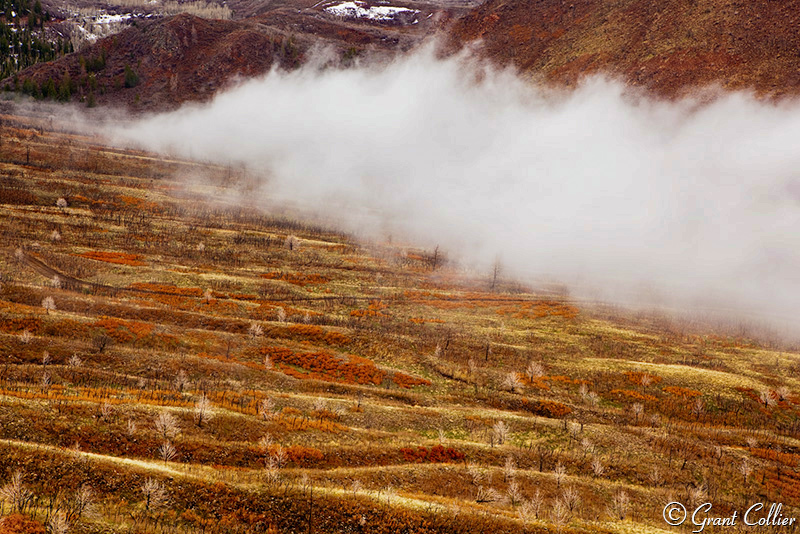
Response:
[0, 112, 798, 533]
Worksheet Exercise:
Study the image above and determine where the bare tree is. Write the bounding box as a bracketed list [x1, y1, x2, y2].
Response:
[284, 235, 299, 251]
[553, 462, 567, 487]
[157, 440, 177, 463]
[490, 259, 501, 291]
[502, 372, 523, 393]
[507, 480, 523, 506]
[503, 456, 516, 482]
[19, 329, 33, 344]
[526, 361, 544, 381]
[153, 411, 180, 441]
[739, 458, 751, 483]
[99, 402, 113, 422]
[56, 197, 68, 209]
[608, 490, 630, 520]
[550, 498, 571, 531]
[276, 307, 287, 323]
[591, 456, 605, 478]
[475, 485, 500, 503]
[649, 466, 662, 486]
[141, 478, 169, 512]
[759, 390, 775, 408]
[271, 444, 287, 469]
[42, 296, 56, 314]
[632, 403, 644, 424]
[173, 370, 190, 392]
[48, 512, 69, 534]
[249, 322, 264, 339]
[263, 457, 280, 485]
[466, 463, 487, 486]
[312, 398, 328, 413]
[40, 371, 51, 393]
[70, 484, 94, 522]
[692, 397, 705, 419]
[50, 230, 62, 242]
[492, 421, 509, 446]
[561, 486, 580, 515]
[259, 398, 276, 420]
[517, 490, 542, 523]
[0, 471, 31, 513]
[68, 354, 83, 369]
[194, 395, 214, 427]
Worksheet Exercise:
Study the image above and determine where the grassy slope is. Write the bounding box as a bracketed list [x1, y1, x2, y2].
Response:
[0, 111, 799, 533]
[449, 0, 800, 97]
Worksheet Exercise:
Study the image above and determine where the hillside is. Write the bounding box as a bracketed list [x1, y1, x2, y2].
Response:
[4, 0, 455, 110]
[449, 0, 800, 97]
[1, 109, 800, 533]
[4, 14, 315, 109]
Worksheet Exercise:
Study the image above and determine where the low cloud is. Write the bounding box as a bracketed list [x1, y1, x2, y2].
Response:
[111, 48, 800, 337]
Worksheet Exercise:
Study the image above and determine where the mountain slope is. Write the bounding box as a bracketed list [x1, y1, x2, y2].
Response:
[5, 15, 306, 109]
[6, 7, 439, 110]
[450, 0, 800, 96]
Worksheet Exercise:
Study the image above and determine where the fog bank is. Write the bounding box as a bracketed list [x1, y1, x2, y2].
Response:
[112, 49, 800, 336]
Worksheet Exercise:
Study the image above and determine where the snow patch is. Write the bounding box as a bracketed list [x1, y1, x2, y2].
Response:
[324, 1, 418, 22]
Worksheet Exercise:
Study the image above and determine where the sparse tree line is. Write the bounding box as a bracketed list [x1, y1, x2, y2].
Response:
[0, 0, 70, 80]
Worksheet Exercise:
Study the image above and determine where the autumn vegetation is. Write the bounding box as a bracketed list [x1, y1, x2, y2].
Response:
[0, 111, 799, 533]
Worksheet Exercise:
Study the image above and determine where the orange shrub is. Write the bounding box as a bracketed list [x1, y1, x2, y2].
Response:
[93, 316, 153, 343]
[522, 399, 572, 418]
[495, 300, 579, 320]
[74, 250, 145, 266]
[392, 372, 431, 389]
[285, 445, 325, 465]
[624, 371, 662, 385]
[663, 386, 702, 398]
[0, 514, 46, 534]
[263, 346, 386, 386]
[610, 389, 657, 402]
[750, 447, 800, 468]
[400, 445, 465, 463]
[0, 315, 42, 334]
[350, 300, 389, 318]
